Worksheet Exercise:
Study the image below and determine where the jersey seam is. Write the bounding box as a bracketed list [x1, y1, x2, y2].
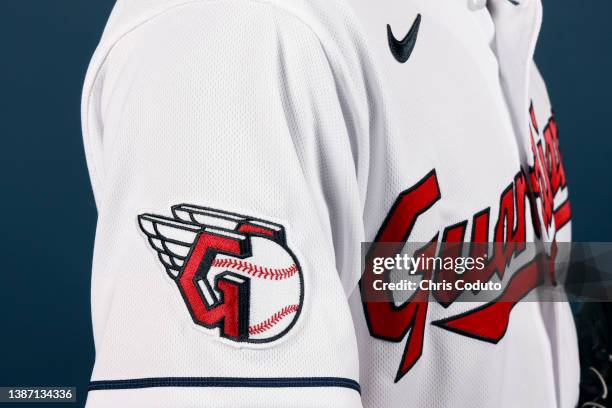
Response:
[82, 0, 335, 199]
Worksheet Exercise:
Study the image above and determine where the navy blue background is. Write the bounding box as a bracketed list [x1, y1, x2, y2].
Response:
[0, 0, 610, 406]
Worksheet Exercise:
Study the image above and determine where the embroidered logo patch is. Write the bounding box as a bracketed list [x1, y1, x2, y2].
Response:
[138, 205, 304, 344]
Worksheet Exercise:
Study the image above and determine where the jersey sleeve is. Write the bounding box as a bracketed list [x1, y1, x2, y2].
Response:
[81, 2, 364, 407]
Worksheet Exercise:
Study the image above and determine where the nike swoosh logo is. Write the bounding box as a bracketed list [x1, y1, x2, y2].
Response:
[387, 14, 421, 64]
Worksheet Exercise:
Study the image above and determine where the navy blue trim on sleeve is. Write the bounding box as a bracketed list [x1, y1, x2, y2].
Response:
[89, 377, 361, 394]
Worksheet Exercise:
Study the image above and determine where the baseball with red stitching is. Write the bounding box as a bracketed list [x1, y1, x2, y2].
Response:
[138, 204, 304, 345]
[208, 235, 303, 341]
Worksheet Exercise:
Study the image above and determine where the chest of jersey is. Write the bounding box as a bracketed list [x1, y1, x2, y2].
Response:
[352, 0, 572, 395]
[350, 0, 569, 241]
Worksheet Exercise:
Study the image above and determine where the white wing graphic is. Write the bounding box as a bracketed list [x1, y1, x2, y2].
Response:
[172, 204, 286, 244]
[138, 214, 201, 278]
[138, 205, 284, 279]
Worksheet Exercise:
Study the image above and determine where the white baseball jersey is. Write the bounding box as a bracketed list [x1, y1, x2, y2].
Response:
[81, 0, 579, 407]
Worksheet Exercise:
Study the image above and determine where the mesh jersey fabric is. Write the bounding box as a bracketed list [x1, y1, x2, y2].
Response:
[81, 0, 579, 407]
